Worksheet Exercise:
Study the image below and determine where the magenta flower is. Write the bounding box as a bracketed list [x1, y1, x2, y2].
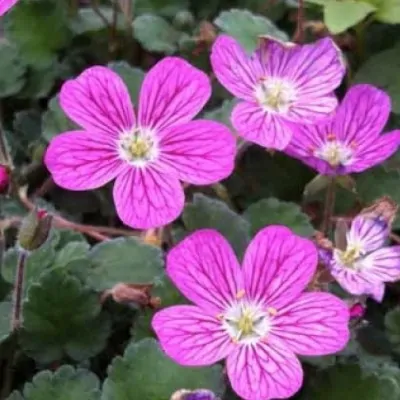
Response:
[327, 215, 400, 302]
[45, 58, 236, 229]
[0, 0, 18, 15]
[285, 84, 400, 175]
[210, 35, 345, 150]
[152, 227, 349, 400]
[0, 165, 9, 193]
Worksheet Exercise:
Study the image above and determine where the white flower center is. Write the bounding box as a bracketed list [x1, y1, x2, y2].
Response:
[117, 127, 159, 167]
[314, 138, 354, 167]
[254, 78, 296, 114]
[220, 294, 274, 345]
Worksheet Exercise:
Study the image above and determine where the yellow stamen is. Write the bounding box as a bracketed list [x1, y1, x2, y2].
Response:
[326, 133, 336, 141]
[267, 307, 278, 316]
[129, 138, 151, 158]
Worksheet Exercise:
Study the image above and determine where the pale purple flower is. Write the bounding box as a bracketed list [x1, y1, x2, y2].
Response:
[152, 227, 349, 400]
[210, 34, 345, 150]
[45, 58, 236, 229]
[327, 215, 400, 302]
[285, 84, 400, 174]
[0, 0, 18, 15]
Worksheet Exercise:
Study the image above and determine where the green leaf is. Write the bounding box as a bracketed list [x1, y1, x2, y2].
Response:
[0, 41, 26, 97]
[135, 0, 189, 17]
[5, 0, 71, 66]
[367, 0, 400, 23]
[70, 8, 124, 35]
[87, 237, 164, 291]
[183, 193, 250, 258]
[102, 338, 225, 400]
[214, 8, 288, 52]
[203, 99, 237, 131]
[133, 14, 183, 54]
[244, 198, 314, 237]
[385, 307, 400, 353]
[0, 301, 12, 344]
[353, 42, 400, 115]
[108, 61, 144, 104]
[20, 268, 110, 363]
[42, 95, 77, 142]
[8, 365, 101, 400]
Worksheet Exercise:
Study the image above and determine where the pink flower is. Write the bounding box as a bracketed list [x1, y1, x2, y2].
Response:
[0, 165, 9, 193]
[0, 0, 18, 16]
[327, 215, 400, 302]
[285, 84, 400, 175]
[152, 227, 350, 400]
[45, 58, 235, 229]
[210, 35, 345, 150]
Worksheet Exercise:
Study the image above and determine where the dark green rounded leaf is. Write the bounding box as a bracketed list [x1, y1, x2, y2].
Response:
[0, 42, 26, 97]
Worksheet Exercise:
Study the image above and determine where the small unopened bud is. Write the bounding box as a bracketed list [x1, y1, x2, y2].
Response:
[360, 196, 398, 229]
[349, 303, 365, 320]
[170, 389, 218, 400]
[0, 164, 9, 193]
[17, 208, 52, 252]
[101, 283, 160, 309]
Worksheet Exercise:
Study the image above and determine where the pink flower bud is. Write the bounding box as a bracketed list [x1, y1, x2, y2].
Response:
[0, 165, 9, 193]
[349, 303, 365, 319]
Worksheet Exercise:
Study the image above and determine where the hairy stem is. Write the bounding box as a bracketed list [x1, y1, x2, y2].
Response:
[321, 178, 336, 235]
[11, 251, 27, 331]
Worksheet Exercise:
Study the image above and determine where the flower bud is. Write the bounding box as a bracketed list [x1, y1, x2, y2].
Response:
[0, 164, 9, 193]
[349, 303, 365, 320]
[17, 208, 52, 252]
[170, 389, 218, 400]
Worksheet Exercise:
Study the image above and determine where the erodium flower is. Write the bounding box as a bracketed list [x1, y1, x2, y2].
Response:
[152, 227, 350, 400]
[285, 84, 400, 174]
[0, 0, 18, 15]
[326, 215, 400, 302]
[45, 58, 235, 229]
[210, 34, 345, 150]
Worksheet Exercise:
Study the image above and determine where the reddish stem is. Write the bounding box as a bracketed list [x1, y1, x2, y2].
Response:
[293, 0, 305, 43]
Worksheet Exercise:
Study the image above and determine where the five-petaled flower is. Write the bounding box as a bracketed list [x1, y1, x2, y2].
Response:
[45, 58, 236, 229]
[285, 84, 400, 174]
[0, 0, 18, 16]
[325, 215, 400, 302]
[152, 227, 349, 400]
[210, 34, 345, 150]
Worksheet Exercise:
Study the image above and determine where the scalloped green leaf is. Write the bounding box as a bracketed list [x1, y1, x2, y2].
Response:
[7, 365, 101, 400]
[135, 0, 189, 17]
[214, 8, 288, 52]
[0, 41, 26, 97]
[19, 268, 110, 363]
[133, 14, 183, 54]
[183, 193, 250, 258]
[244, 198, 314, 237]
[101, 338, 225, 400]
[87, 237, 164, 291]
[385, 307, 400, 353]
[367, 0, 400, 23]
[0, 301, 12, 344]
[203, 99, 237, 131]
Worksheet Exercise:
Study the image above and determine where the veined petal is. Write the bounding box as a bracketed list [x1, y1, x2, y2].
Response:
[158, 120, 236, 185]
[211, 34, 264, 101]
[242, 226, 318, 309]
[358, 246, 400, 283]
[273, 292, 350, 356]
[333, 84, 391, 144]
[0, 0, 18, 15]
[227, 336, 303, 400]
[348, 130, 400, 173]
[167, 230, 243, 314]
[45, 130, 125, 190]
[60, 66, 135, 136]
[138, 57, 211, 131]
[231, 101, 294, 150]
[113, 166, 184, 229]
[347, 215, 388, 253]
[152, 305, 234, 366]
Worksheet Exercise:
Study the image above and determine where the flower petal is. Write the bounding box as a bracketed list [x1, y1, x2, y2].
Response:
[0, 0, 18, 16]
[227, 336, 303, 400]
[60, 66, 135, 136]
[272, 292, 350, 356]
[158, 120, 236, 185]
[211, 34, 264, 101]
[231, 101, 294, 150]
[358, 246, 400, 283]
[333, 84, 391, 144]
[45, 130, 125, 190]
[242, 226, 318, 309]
[152, 305, 234, 366]
[348, 130, 400, 173]
[138, 57, 211, 131]
[113, 166, 184, 229]
[347, 215, 388, 253]
[167, 229, 243, 314]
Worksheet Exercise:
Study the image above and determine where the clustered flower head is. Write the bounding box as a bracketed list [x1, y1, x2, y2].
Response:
[153, 227, 349, 400]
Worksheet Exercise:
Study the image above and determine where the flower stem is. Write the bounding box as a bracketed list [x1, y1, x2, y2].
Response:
[11, 251, 27, 331]
[321, 178, 336, 235]
[293, 0, 305, 43]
